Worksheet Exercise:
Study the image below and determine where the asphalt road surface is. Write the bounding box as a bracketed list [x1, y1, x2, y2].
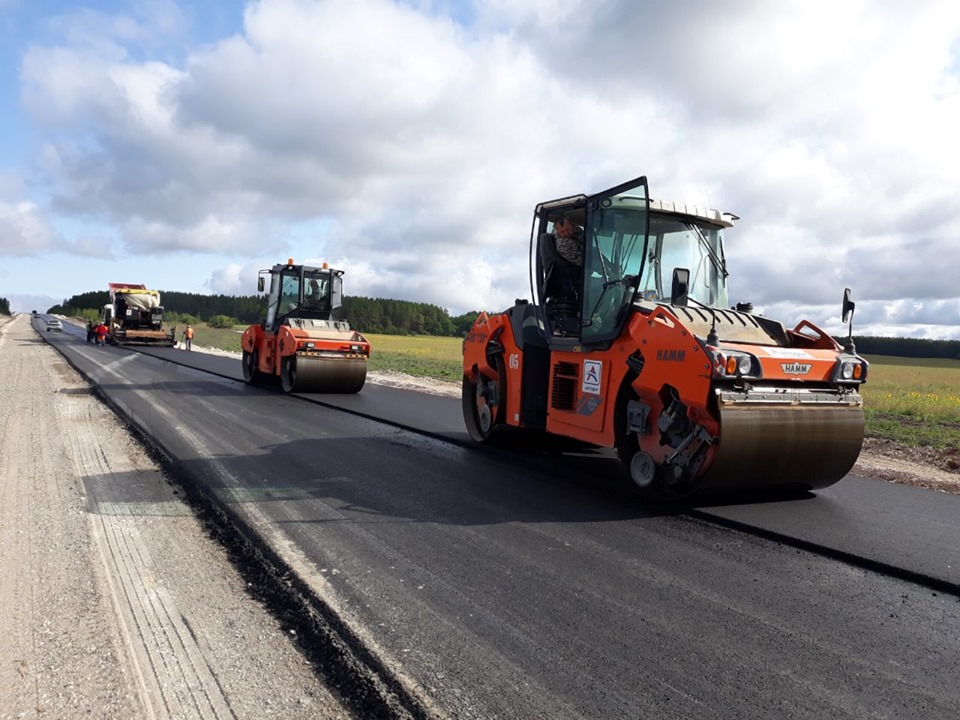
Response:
[37, 317, 960, 719]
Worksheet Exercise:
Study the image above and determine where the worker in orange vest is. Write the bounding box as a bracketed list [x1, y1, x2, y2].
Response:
[181, 324, 194, 351]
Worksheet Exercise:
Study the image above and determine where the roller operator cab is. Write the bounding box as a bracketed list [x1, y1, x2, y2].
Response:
[462, 175, 868, 498]
[240, 259, 370, 394]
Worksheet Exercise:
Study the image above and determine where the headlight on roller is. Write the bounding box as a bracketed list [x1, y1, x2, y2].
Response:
[709, 347, 761, 380]
[832, 355, 868, 384]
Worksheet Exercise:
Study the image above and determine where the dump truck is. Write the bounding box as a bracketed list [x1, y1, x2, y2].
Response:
[101, 283, 177, 346]
[241, 259, 370, 393]
[462, 175, 868, 498]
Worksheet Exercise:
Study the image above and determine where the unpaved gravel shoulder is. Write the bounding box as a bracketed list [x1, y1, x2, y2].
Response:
[853, 438, 960, 495]
[0, 314, 351, 719]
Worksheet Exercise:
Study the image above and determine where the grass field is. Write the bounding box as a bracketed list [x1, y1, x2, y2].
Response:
[192, 322, 959, 449]
[860, 355, 960, 449]
[363, 333, 463, 382]
[191, 324, 245, 353]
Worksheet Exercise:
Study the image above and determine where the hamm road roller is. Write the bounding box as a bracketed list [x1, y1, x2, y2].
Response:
[241, 259, 370, 393]
[462, 175, 868, 497]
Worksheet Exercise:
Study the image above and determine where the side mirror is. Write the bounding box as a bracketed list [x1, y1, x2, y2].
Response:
[257, 276, 265, 293]
[330, 276, 343, 310]
[842, 287, 855, 323]
[671, 268, 690, 307]
[842, 288, 857, 354]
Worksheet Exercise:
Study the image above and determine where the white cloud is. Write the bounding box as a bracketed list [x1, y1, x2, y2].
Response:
[207, 259, 265, 295]
[0, 200, 60, 254]
[3, 0, 960, 336]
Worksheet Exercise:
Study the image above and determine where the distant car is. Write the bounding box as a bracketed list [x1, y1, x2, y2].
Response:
[46, 318, 63, 332]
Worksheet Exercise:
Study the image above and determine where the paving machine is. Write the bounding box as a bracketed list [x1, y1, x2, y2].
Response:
[241, 259, 370, 393]
[462, 175, 868, 497]
[102, 283, 177, 346]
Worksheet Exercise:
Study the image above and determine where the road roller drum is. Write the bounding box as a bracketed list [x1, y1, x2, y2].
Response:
[281, 354, 367, 394]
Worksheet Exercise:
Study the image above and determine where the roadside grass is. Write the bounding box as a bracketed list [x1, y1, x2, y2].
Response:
[190, 325, 960, 450]
[190, 323, 245, 353]
[861, 355, 960, 449]
[364, 333, 463, 382]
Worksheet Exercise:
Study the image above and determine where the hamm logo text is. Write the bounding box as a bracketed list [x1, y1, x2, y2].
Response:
[657, 349, 685, 362]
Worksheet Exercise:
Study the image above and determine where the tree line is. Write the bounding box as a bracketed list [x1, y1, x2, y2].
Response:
[0, 297, 10, 315]
[45, 290, 482, 337]
[845, 335, 960, 360]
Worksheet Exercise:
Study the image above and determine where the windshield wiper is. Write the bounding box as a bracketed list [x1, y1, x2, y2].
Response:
[688, 223, 728, 279]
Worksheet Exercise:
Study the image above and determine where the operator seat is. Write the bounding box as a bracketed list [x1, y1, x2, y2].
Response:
[539, 232, 581, 335]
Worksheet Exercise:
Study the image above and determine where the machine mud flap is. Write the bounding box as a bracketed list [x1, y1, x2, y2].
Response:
[700, 397, 865, 492]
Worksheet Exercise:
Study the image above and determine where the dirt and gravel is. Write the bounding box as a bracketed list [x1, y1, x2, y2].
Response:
[853, 438, 960, 495]
[0, 314, 352, 719]
[2, 311, 958, 717]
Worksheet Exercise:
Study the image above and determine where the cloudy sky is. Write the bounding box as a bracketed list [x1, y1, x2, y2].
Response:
[2, 0, 959, 339]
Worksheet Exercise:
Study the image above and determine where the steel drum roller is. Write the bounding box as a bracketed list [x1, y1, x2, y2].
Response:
[699, 400, 865, 492]
[282, 355, 367, 394]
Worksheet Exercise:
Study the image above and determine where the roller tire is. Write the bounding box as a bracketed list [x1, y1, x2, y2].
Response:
[462, 354, 506, 442]
[241, 350, 261, 384]
[280, 357, 297, 393]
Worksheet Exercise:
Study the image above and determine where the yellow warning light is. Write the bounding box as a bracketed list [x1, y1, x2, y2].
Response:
[287, 258, 294, 266]
[322, 262, 329, 269]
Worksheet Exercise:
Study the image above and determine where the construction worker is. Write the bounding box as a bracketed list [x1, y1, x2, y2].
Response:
[94, 322, 109, 346]
[181, 324, 194, 351]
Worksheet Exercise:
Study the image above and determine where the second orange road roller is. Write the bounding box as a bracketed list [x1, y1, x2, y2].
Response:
[241, 259, 370, 394]
[462, 175, 868, 498]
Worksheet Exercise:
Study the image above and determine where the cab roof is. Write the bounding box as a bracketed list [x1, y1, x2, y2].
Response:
[649, 199, 739, 228]
[535, 195, 738, 229]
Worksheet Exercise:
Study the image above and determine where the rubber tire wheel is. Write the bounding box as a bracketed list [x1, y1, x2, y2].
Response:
[462, 354, 505, 442]
[280, 357, 297, 393]
[241, 350, 260, 384]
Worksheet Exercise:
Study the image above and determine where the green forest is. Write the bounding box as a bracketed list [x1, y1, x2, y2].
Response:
[850, 335, 960, 360]
[0, 297, 10, 315]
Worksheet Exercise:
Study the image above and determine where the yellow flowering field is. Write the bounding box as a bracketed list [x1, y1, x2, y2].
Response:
[861, 355, 960, 448]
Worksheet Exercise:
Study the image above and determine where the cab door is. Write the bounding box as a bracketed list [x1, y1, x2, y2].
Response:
[542, 176, 650, 443]
[579, 175, 650, 347]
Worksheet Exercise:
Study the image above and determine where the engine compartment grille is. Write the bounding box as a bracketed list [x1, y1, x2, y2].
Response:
[551, 362, 578, 410]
